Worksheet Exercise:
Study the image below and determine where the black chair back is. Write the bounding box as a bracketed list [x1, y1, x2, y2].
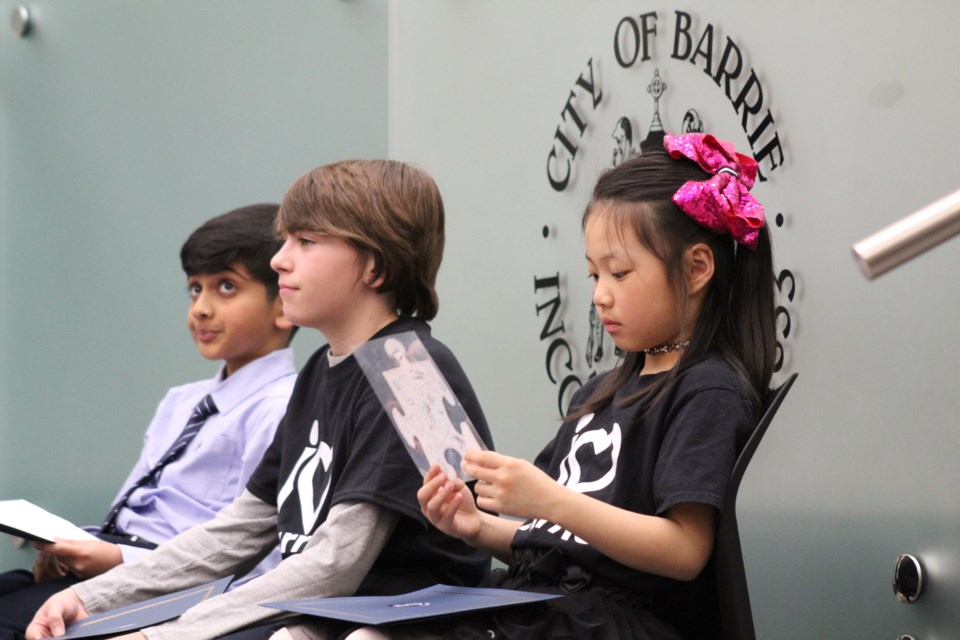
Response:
[715, 372, 798, 640]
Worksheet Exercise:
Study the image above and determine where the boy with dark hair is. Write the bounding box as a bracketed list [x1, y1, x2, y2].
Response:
[26, 160, 493, 640]
[0, 204, 297, 638]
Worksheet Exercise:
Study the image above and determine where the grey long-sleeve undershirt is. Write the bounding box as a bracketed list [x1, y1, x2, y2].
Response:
[71, 490, 399, 640]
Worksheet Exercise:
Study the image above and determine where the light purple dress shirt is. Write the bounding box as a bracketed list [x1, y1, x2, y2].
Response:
[107, 347, 296, 578]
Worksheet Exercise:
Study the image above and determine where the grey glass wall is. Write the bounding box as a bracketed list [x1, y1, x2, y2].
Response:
[0, 0, 389, 569]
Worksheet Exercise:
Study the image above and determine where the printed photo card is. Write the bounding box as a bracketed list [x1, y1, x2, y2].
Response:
[353, 331, 487, 481]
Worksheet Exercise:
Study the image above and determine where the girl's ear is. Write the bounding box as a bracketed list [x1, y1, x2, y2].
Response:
[685, 243, 715, 297]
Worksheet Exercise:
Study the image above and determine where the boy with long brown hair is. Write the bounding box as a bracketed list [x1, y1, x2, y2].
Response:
[27, 160, 493, 640]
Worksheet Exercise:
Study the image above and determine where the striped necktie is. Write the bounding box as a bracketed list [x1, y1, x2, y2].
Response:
[100, 393, 218, 535]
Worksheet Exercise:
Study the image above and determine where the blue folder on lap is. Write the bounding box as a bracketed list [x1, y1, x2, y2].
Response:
[51, 576, 233, 639]
[261, 584, 560, 625]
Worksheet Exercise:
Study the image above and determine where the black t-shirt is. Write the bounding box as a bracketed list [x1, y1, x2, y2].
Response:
[511, 357, 754, 630]
[247, 317, 494, 594]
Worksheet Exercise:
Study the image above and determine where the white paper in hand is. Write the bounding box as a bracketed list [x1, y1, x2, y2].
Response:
[0, 499, 97, 543]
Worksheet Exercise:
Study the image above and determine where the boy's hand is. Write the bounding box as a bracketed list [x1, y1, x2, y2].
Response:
[418, 465, 481, 543]
[33, 538, 123, 580]
[33, 550, 69, 583]
[25, 588, 89, 639]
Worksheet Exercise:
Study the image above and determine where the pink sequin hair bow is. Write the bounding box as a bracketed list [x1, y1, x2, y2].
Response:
[663, 133, 765, 250]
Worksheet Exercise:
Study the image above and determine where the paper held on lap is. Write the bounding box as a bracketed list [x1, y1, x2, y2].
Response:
[261, 584, 560, 625]
[0, 499, 97, 543]
[353, 331, 488, 482]
[54, 576, 233, 639]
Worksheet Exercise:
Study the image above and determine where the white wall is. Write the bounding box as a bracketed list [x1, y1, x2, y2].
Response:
[390, 1, 960, 637]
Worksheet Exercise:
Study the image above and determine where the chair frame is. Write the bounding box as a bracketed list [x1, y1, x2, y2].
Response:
[715, 372, 798, 640]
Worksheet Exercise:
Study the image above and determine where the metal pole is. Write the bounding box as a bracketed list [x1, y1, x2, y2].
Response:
[852, 188, 960, 280]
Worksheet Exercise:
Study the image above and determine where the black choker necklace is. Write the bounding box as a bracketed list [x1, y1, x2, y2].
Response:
[644, 340, 690, 355]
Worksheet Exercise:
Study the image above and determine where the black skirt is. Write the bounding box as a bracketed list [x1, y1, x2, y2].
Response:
[383, 548, 685, 640]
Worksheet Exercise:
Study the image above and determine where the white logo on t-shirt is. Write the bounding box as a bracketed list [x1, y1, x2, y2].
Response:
[276, 420, 333, 554]
[519, 413, 621, 543]
[557, 413, 622, 492]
